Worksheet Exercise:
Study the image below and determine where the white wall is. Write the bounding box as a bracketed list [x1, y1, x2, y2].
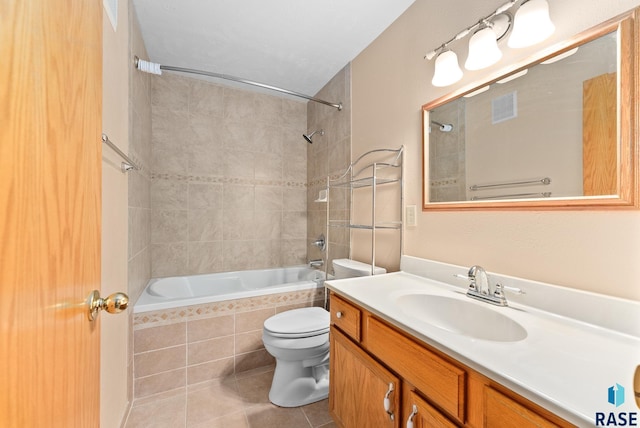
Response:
[352, 0, 640, 300]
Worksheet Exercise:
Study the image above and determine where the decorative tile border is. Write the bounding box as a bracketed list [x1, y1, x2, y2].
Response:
[134, 287, 325, 329]
[431, 178, 459, 187]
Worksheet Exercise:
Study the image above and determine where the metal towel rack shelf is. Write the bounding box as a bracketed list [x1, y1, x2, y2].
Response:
[101, 133, 139, 173]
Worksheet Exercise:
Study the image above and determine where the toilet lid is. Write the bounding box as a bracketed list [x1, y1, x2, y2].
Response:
[264, 307, 330, 338]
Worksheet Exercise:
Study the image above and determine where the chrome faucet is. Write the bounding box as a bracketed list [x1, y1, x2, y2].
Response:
[456, 265, 525, 307]
[309, 259, 324, 268]
[468, 265, 490, 295]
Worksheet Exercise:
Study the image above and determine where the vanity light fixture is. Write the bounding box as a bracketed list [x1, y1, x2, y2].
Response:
[508, 0, 555, 48]
[465, 23, 503, 70]
[432, 50, 464, 87]
[425, 0, 555, 87]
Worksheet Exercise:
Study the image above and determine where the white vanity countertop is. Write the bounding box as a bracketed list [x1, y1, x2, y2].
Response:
[325, 262, 640, 426]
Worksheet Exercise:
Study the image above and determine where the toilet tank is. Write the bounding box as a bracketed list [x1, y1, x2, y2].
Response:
[332, 258, 386, 279]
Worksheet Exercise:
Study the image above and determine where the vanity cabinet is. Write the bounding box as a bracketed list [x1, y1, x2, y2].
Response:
[329, 292, 575, 428]
[329, 327, 400, 427]
[483, 387, 561, 428]
[403, 387, 457, 428]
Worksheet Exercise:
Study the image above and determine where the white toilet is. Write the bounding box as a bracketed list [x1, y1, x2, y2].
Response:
[262, 259, 386, 407]
[262, 307, 330, 407]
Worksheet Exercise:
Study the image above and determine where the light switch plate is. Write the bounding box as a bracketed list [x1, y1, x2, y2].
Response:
[405, 205, 417, 228]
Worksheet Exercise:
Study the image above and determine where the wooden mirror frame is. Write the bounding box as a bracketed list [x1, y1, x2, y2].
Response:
[422, 8, 639, 211]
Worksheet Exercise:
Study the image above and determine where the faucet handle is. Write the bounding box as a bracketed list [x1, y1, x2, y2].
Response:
[497, 284, 526, 295]
[453, 273, 477, 291]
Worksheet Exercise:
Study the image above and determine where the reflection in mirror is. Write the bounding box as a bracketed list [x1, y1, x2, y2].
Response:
[428, 31, 616, 203]
[422, 8, 638, 210]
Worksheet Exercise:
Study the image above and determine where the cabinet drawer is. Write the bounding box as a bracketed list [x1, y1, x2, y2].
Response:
[484, 387, 561, 428]
[330, 294, 362, 342]
[366, 316, 466, 422]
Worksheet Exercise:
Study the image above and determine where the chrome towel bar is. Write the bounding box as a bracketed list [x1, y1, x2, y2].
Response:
[101, 133, 139, 173]
[469, 177, 551, 191]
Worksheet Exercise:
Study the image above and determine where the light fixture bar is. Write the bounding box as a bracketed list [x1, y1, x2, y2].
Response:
[424, 0, 517, 59]
[424, 0, 555, 87]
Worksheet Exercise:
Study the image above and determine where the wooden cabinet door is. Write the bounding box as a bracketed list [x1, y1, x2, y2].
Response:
[330, 327, 400, 428]
[404, 388, 457, 428]
[484, 387, 561, 428]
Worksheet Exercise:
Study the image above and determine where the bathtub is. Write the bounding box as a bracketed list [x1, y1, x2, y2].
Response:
[135, 265, 325, 313]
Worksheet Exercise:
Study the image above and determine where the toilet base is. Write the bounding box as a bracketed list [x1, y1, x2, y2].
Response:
[268, 360, 329, 407]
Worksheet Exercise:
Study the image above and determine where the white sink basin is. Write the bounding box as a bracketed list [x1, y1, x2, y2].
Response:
[395, 294, 527, 342]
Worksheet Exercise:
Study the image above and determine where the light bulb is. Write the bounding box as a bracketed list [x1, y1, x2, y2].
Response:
[508, 0, 555, 48]
[431, 50, 463, 87]
[465, 27, 503, 70]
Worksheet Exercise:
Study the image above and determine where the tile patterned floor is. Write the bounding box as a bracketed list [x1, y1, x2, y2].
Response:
[124, 366, 337, 428]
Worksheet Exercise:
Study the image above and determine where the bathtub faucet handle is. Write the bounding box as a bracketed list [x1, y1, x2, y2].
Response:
[311, 234, 326, 251]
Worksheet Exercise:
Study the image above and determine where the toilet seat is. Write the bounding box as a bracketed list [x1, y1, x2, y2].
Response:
[263, 307, 329, 338]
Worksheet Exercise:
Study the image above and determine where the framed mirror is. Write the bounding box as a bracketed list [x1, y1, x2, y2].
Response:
[422, 8, 638, 210]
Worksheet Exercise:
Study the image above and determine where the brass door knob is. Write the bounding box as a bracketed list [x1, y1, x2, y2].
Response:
[87, 290, 129, 321]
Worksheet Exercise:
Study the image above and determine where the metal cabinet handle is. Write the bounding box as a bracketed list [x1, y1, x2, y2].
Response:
[336, 311, 343, 319]
[86, 290, 129, 321]
[406, 404, 418, 428]
[383, 382, 395, 421]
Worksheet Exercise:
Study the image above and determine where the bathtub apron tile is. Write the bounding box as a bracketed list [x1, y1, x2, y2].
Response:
[235, 308, 275, 333]
[187, 314, 234, 342]
[235, 349, 274, 374]
[134, 321, 186, 353]
[188, 336, 235, 365]
[134, 345, 187, 378]
[235, 330, 265, 355]
[186, 357, 235, 386]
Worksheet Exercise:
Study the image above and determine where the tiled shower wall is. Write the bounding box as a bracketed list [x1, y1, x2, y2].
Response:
[307, 65, 352, 271]
[428, 99, 466, 202]
[149, 74, 308, 277]
[128, 65, 352, 402]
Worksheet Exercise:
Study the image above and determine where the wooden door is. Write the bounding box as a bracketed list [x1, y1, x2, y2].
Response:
[583, 72, 617, 195]
[329, 327, 400, 428]
[0, 0, 102, 427]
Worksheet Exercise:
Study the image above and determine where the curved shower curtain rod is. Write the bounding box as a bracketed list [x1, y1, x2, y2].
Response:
[134, 56, 343, 111]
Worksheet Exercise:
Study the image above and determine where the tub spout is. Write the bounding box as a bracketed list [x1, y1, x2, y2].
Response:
[309, 259, 324, 268]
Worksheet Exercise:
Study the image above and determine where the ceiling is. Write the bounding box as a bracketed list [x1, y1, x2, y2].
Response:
[131, 0, 416, 99]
